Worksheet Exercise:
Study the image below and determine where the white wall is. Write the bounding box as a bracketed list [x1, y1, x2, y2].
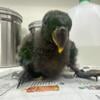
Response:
[77, 46, 100, 67]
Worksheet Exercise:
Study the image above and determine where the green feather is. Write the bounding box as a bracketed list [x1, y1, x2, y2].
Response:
[18, 34, 34, 65]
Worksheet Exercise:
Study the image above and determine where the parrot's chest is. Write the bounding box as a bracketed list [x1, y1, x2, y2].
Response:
[33, 48, 68, 75]
[34, 50, 67, 68]
[34, 48, 66, 63]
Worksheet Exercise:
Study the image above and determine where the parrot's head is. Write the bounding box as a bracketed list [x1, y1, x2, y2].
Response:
[41, 10, 72, 54]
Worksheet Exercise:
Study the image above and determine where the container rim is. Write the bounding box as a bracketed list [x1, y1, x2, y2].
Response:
[0, 7, 23, 22]
[28, 20, 42, 30]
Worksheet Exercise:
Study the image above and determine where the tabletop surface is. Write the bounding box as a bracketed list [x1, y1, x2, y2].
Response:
[0, 67, 100, 100]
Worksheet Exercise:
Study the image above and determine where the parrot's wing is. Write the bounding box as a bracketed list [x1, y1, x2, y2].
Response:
[17, 33, 43, 88]
[67, 41, 79, 73]
[18, 34, 34, 66]
[17, 34, 34, 88]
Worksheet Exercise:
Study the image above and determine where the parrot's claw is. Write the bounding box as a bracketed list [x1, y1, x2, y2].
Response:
[17, 70, 44, 88]
[75, 69, 100, 81]
[17, 71, 33, 88]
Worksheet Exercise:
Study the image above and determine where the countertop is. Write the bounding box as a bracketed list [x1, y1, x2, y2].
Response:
[0, 67, 100, 100]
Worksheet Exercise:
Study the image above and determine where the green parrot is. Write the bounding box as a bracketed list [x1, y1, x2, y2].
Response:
[17, 10, 100, 88]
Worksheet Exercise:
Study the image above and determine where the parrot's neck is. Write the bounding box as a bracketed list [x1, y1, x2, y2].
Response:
[44, 40, 57, 51]
[41, 29, 58, 54]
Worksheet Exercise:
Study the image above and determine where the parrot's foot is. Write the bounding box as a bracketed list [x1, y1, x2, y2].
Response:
[17, 71, 33, 88]
[17, 71, 42, 88]
[75, 69, 100, 81]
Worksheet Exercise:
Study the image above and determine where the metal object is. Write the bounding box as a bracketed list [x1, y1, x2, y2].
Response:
[0, 7, 22, 67]
[28, 20, 41, 34]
